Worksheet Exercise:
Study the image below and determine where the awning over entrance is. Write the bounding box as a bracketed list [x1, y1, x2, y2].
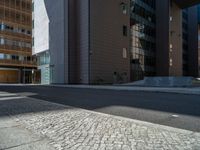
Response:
[174, 0, 200, 8]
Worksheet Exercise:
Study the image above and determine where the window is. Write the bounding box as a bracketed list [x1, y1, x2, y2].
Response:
[170, 44, 173, 52]
[32, 37, 34, 47]
[123, 48, 127, 58]
[0, 53, 4, 59]
[27, 30, 31, 35]
[121, 3, 128, 15]
[170, 16, 173, 22]
[0, 38, 4, 45]
[32, 20, 34, 29]
[170, 59, 173, 66]
[32, 2, 34, 12]
[123, 25, 127, 36]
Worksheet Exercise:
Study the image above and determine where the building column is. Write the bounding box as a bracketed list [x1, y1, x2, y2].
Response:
[169, 1, 183, 76]
[156, 0, 170, 76]
[156, 0, 183, 76]
[188, 6, 198, 77]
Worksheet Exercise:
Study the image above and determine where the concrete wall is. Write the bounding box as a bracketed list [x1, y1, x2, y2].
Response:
[45, 0, 66, 84]
[90, 0, 130, 84]
[76, 0, 90, 84]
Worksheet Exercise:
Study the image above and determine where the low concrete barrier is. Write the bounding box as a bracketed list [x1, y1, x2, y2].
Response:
[129, 77, 194, 87]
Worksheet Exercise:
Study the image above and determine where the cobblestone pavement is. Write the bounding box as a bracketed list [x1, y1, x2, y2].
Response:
[0, 91, 200, 150]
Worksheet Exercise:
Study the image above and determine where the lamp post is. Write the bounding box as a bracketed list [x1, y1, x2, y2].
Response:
[50, 64, 54, 84]
[23, 57, 26, 84]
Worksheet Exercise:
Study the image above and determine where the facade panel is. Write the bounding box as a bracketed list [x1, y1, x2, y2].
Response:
[90, 0, 130, 84]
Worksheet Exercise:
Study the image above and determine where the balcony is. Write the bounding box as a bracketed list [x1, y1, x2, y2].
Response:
[0, 45, 32, 55]
[0, 30, 32, 42]
[0, 6, 32, 26]
[0, 59, 37, 68]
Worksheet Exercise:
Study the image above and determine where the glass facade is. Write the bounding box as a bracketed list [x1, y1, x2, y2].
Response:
[130, 0, 156, 81]
[36, 50, 50, 84]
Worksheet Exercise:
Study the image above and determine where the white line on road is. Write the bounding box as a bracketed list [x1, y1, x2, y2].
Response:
[0, 93, 17, 97]
[0, 96, 25, 101]
[172, 115, 179, 118]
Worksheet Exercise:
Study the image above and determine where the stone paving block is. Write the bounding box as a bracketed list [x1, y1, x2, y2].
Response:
[0, 117, 20, 128]
[7, 140, 55, 150]
[0, 91, 200, 150]
[0, 126, 41, 150]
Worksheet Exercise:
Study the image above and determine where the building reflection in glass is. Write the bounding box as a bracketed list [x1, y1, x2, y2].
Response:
[130, 0, 156, 81]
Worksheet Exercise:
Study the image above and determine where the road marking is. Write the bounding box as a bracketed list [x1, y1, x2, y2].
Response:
[172, 115, 179, 118]
[0, 96, 25, 101]
[0, 93, 17, 97]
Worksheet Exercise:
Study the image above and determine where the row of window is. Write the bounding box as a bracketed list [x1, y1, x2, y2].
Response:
[0, 0, 31, 12]
[182, 10, 188, 21]
[131, 19, 155, 37]
[0, 23, 31, 35]
[0, 53, 33, 61]
[131, 2, 156, 23]
[132, 37, 155, 52]
[140, 0, 156, 9]
[0, 37, 31, 48]
[130, 0, 156, 80]
[0, 7, 31, 25]
[132, 54, 156, 66]
[36, 51, 50, 66]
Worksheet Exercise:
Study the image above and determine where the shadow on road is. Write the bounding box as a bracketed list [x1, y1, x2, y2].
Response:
[0, 85, 200, 118]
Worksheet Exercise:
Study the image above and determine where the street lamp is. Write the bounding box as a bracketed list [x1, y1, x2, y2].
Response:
[23, 57, 26, 84]
[50, 64, 54, 84]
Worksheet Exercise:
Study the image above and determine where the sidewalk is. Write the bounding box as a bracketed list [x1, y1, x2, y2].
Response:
[0, 92, 55, 150]
[0, 91, 200, 150]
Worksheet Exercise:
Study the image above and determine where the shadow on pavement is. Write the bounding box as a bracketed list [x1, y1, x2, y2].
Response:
[0, 97, 69, 117]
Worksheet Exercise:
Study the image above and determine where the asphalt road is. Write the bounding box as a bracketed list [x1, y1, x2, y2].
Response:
[0, 85, 200, 132]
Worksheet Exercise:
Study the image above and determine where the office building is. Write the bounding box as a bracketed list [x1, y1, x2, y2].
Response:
[0, 0, 36, 83]
[33, 0, 200, 84]
[33, 0, 130, 84]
